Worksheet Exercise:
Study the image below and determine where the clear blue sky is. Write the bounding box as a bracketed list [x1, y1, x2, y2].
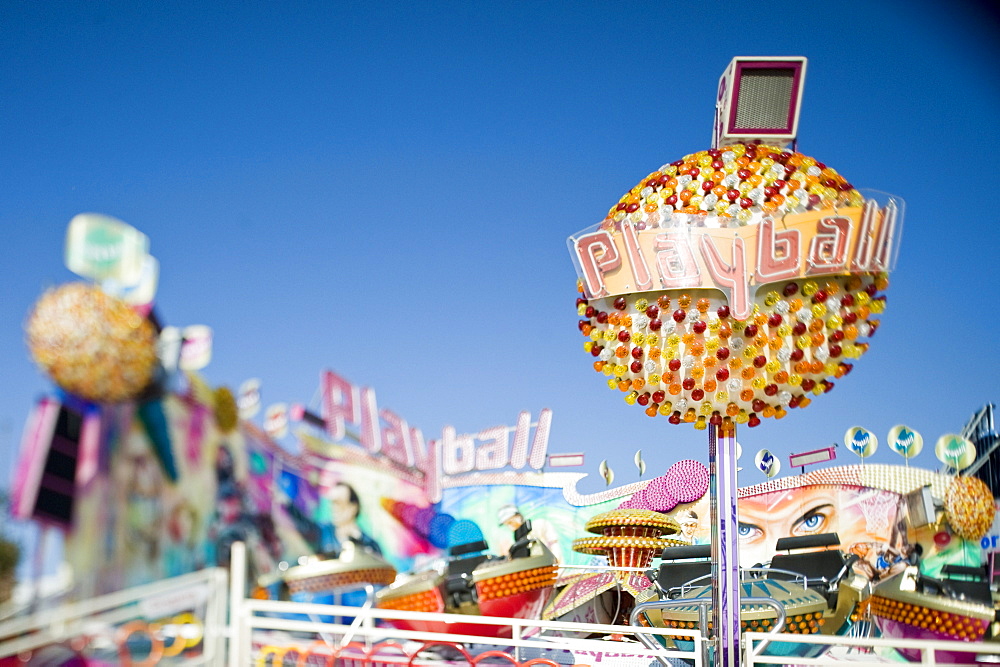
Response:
[2, 1, 998, 497]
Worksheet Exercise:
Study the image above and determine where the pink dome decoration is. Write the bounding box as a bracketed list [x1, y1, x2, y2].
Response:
[665, 459, 710, 503]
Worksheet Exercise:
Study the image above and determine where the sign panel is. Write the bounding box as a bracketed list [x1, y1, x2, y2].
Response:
[548, 453, 585, 467]
[320, 369, 552, 503]
[569, 201, 900, 320]
[788, 445, 837, 469]
[65, 213, 149, 284]
[111, 254, 159, 308]
[264, 403, 288, 439]
[179, 325, 213, 370]
[238, 379, 262, 420]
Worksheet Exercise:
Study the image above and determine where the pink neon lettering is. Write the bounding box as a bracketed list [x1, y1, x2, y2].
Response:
[359, 387, 381, 454]
[409, 426, 428, 467]
[528, 408, 552, 470]
[621, 222, 653, 291]
[851, 200, 878, 271]
[321, 370, 359, 441]
[441, 426, 475, 475]
[574, 231, 620, 297]
[509, 411, 531, 469]
[424, 438, 442, 503]
[654, 232, 701, 288]
[475, 425, 508, 470]
[700, 234, 751, 320]
[755, 217, 800, 282]
[379, 408, 412, 466]
[808, 216, 851, 274]
[872, 201, 897, 270]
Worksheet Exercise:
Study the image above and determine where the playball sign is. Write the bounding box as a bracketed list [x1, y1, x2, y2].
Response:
[570, 201, 898, 318]
[321, 370, 552, 502]
[566, 145, 903, 429]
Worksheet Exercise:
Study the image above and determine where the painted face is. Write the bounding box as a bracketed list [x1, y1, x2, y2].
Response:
[329, 484, 359, 528]
[737, 488, 839, 566]
[502, 514, 524, 531]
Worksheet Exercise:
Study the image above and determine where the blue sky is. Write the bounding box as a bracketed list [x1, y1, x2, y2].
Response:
[2, 1, 998, 498]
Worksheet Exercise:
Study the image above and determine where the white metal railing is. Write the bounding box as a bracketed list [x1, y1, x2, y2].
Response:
[229, 542, 705, 666]
[0, 566, 228, 664]
[240, 600, 705, 666]
[744, 629, 1000, 665]
[6, 541, 1000, 665]
[232, 540, 1000, 666]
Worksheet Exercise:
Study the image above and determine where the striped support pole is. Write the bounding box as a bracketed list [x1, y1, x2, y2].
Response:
[709, 423, 741, 667]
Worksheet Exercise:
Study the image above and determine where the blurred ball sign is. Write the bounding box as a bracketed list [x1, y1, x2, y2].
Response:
[108, 254, 159, 309]
[887, 424, 923, 459]
[845, 426, 878, 458]
[26, 283, 158, 403]
[179, 325, 213, 370]
[935, 434, 976, 471]
[754, 448, 780, 477]
[238, 378, 261, 419]
[264, 403, 289, 439]
[65, 213, 149, 285]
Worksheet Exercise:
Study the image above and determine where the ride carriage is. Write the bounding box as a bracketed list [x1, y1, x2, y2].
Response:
[868, 561, 999, 663]
[633, 532, 869, 659]
[376, 519, 558, 638]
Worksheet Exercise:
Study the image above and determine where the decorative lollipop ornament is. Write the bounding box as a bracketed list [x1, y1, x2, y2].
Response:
[844, 426, 878, 460]
[935, 434, 976, 472]
[598, 459, 614, 486]
[887, 424, 922, 468]
[754, 448, 780, 478]
[634, 450, 646, 477]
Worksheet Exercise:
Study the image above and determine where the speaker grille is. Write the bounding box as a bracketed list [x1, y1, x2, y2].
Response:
[734, 68, 795, 131]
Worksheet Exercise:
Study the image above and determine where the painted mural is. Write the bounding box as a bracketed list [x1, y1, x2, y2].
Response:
[10, 365, 997, 664]
[47, 367, 987, 604]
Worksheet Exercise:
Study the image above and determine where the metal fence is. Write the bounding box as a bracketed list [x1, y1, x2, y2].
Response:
[228, 543, 703, 667]
[743, 629, 1000, 665]
[0, 566, 228, 664]
[3, 542, 1000, 666]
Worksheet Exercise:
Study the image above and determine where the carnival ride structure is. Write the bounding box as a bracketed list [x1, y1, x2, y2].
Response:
[5, 57, 1000, 666]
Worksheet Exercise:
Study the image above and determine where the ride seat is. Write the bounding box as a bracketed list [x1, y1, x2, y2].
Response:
[940, 564, 992, 605]
[509, 520, 533, 559]
[768, 533, 853, 608]
[445, 539, 490, 607]
[656, 544, 712, 598]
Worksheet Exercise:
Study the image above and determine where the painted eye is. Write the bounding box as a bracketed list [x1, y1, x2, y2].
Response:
[796, 511, 828, 534]
[738, 523, 762, 540]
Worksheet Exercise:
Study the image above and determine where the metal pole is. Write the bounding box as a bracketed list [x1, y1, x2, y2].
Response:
[709, 423, 741, 667]
[227, 541, 247, 667]
[30, 526, 48, 614]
